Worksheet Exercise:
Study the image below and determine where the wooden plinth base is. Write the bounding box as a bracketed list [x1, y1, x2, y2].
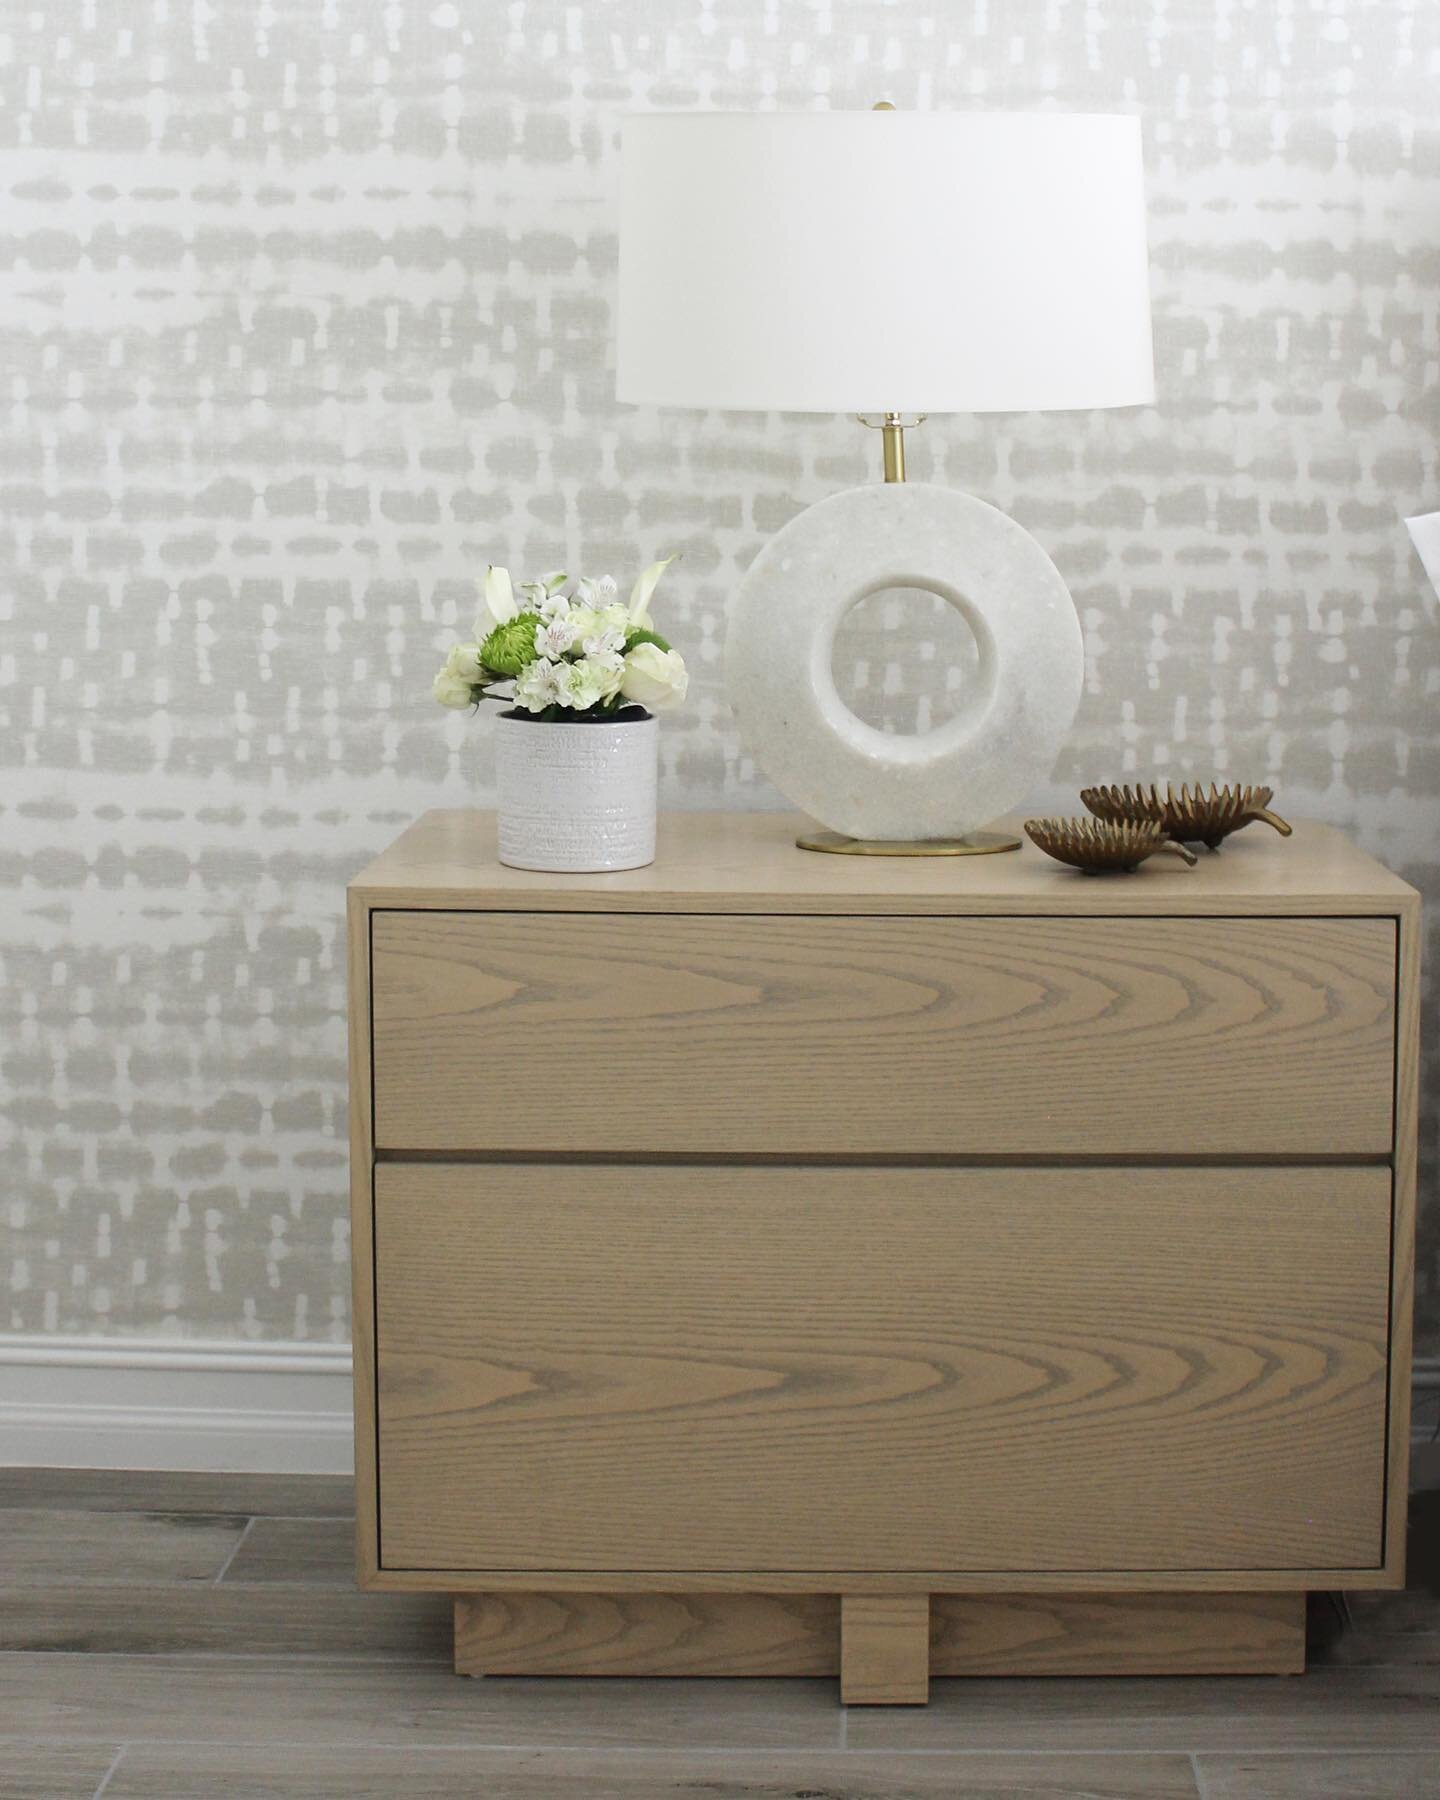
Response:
[453, 1590, 1306, 1701]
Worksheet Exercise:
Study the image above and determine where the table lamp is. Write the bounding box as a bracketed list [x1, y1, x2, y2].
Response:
[617, 107, 1155, 853]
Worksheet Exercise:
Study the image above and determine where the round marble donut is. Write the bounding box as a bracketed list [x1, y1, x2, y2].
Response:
[725, 481, 1084, 841]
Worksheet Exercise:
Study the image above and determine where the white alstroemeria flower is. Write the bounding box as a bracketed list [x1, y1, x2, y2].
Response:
[513, 657, 563, 712]
[480, 564, 516, 627]
[534, 589, 573, 622]
[620, 641, 688, 711]
[583, 626, 626, 663]
[557, 659, 604, 712]
[575, 574, 617, 605]
[627, 555, 677, 629]
[535, 616, 579, 659]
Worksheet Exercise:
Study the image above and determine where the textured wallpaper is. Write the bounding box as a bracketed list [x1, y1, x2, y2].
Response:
[1, 1, 1437, 1352]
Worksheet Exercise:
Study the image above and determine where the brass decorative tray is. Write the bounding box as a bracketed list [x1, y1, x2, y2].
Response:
[1024, 817, 1199, 875]
[1080, 782, 1292, 850]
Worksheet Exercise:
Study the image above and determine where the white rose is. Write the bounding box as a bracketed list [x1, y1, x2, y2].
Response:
[564, 604, 599, 639]
[620, 642, 688, 712]
[432, 643, 482, 709]
[596, 602, 631, 635]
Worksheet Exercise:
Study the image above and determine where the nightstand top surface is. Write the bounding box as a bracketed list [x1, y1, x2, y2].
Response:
[349, 810, 1416, 916]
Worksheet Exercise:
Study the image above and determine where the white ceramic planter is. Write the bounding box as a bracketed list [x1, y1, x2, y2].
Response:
[495, 712, 658, 872]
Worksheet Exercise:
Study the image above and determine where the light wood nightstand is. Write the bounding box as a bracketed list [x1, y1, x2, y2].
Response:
[347, 810, 1418, 1705]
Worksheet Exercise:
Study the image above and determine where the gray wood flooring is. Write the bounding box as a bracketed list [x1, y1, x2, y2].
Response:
[0, 1472, 1436, 1799]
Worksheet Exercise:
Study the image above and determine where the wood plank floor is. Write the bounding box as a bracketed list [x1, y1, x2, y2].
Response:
[0, 1473, 1436, 1800]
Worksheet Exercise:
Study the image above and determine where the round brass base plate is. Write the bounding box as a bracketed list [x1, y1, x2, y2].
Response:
[795, 829, 1023, 857]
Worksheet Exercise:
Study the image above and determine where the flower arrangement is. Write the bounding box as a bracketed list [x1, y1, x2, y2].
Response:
[433, 557, 689, 723]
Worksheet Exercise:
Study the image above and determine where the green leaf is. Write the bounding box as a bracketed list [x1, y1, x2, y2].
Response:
[623, 626, 671, 653]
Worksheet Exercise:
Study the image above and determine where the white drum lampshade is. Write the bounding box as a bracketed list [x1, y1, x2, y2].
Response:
[616, 109, 1156, 850]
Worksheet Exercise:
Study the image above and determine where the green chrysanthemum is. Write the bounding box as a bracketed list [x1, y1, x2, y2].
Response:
[480, 613, 541, 677]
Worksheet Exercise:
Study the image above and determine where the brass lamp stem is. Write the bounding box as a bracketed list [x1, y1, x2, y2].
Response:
[881, 413, 906, 483]
[857, 410, 926, 480]
[873, 105, 905, 483]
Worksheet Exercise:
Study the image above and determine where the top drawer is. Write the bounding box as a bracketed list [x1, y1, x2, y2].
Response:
[369, 911, 1396, 1157]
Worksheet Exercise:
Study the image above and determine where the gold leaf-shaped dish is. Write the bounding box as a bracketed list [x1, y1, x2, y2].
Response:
[1024, 817, 1198, 875]
[1080, 782, 1292, 850]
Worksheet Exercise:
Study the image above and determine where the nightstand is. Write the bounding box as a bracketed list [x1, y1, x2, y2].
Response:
[347, 810, 1417, 1704]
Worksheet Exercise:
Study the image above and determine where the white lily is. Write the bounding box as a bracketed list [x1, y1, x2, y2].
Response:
[482, 564, 516, 627]
[627, 554, 678, 630]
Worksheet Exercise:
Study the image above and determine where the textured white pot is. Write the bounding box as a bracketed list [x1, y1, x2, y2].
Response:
[495, 712, 658, 872]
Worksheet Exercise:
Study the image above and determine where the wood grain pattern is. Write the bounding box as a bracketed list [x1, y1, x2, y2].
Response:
[1196, 1753, 1440, 1798]
[221, 1515, 357, 1586]
[346, 886, 378, 1587]
[0, 1508, 246, 1585]
[930, 1592, 1305, 1677]
[0, 1583, 449, 1657]
[0, 1469, 355, 1517]
[3, 1652, 839, 1750]
[350, 810, 1416, 917]
[842, 1595, 931, 1704]
[14, 1473, 1436, 1787]
[843, 1664, 1440, 1752]
[370, 911, 1395, 1157]
[366, 1563, 1405, 1597]
[374, 1163, 1390, 1577]
[349, 813, 1418, 1674]
[449, 1591, 1306, 1680]
[1386, 890, 1422, 1579]
[454, 1592, 837, 1677]
[0, 1742, 122, 1800]
[97, 1746, 1207, 1797]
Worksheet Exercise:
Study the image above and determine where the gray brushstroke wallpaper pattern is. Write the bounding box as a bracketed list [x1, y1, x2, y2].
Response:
[2, 0, 1437, 1352]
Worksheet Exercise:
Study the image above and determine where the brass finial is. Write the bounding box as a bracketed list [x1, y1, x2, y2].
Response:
[872, 99, 897, 110]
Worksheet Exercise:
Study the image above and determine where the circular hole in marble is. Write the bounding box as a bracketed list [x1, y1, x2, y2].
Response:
[829, 585, 982, 737]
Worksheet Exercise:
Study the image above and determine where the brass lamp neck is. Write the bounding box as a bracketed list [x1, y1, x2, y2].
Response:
[881, 412, 907, 483]
[857, 410, 927, 482]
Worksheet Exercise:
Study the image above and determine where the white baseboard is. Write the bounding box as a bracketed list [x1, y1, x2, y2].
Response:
[0, 1335, 354, 1474]
[0, 1336, 1435, 1485]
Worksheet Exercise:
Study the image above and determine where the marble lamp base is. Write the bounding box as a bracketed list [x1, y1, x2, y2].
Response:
[726, 482, 1084, 851]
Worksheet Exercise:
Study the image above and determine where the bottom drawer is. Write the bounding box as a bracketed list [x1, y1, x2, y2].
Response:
[374, 1163, 1390, 1575]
